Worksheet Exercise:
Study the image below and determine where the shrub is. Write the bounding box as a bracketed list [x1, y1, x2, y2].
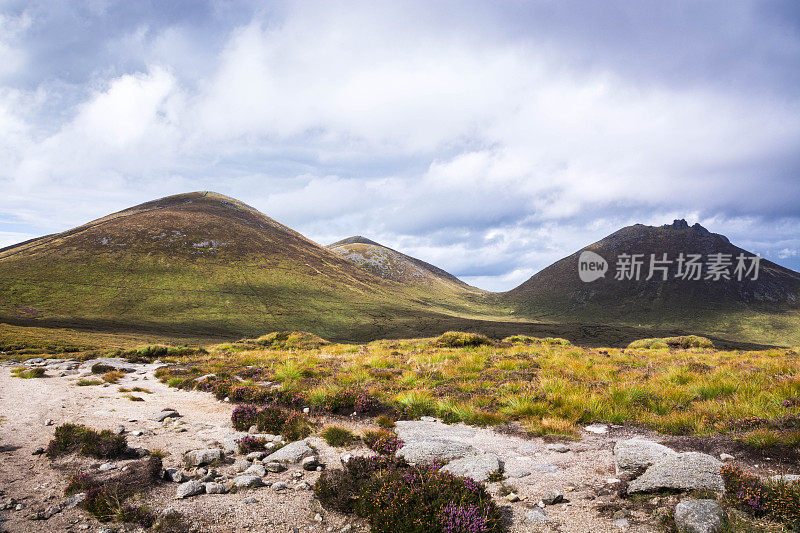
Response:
[231, 405, 311, 440]
[11, 366, 46, 378]
[230, 385, 273, 404]
[255, 331, 330, 350]
[238, 436, 267, 454]
[76, 378, 103, 386]
[102, 370, 125, 383]
[376, 415, 396, 429]
[231, 405, 259, 431]
[321, 426, 356, 447]
[722, 464, 800, 529]
[315, 458, 504, 533]
[362, 429, 403, 456]
[91, 363, 115, 374]
[47, 423, 128, 459]
[433, 331, 493, 348]
[318, 388, 382, 414]
[502, 335, 571, 346]
[627, 335, 714, 350]
[117, 504, 155, 528]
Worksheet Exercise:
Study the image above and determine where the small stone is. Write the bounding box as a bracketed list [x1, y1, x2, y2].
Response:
[532, 464, 559, 473]
[113, 425, 126, 435]
[271, 481, 288, 491]
[232, 475, 264, 489]
[204, 482, 226, 494]
[175, 481, 204, 499]
[541, 489, 563, 505]
[184, 448, 224, 467]
[98, 463, 116, 472]
[585, 424, 608, 434]
[719, 453, 734, 462]
[295, 481, 312, 490]
[613, 518, 629, 529]
[303, 407, 310, 414]
[314, 513, 323, 522]
[546, 443, 570, 453]
[504, 492, 519, 502]
[420, 416, 437, 422]
[31, 447, 45, 456]
[163, 468, 185, 483]
[150, 410, 181, 422]
[242, 497, 258, 504]
[132, 430, 143, 437]
[233, 459, 251, 473]
[524, 507, 548, 523]
[607, 478, 621, 484]
[246, 451, 266, 461]
[265, 461, 287, 473]
[244, 464, 267, 477]
[44, 419, 53, 426]
[301, 456, 320, 471]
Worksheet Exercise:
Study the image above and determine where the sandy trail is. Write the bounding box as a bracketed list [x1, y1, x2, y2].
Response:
[0, 359, 661, 533]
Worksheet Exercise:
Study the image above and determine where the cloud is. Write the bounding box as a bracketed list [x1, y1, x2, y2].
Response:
[1, 0, 799, 287]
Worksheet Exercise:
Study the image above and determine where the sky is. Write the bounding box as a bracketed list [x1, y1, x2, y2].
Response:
[0, 0, 799, 291]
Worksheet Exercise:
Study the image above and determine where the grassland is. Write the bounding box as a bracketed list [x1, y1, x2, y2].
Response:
[84, 330, 797, 449]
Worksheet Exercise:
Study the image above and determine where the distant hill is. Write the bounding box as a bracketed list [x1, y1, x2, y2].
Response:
[327, 236, 475, 291]
[502, 220, 800, 346]
[0, 192, 499, 341]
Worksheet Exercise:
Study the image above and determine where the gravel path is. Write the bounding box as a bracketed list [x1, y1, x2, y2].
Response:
[0, 359, 663, 532]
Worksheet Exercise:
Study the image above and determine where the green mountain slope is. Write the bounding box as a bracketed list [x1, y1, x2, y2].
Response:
[0, 192, 497, 340]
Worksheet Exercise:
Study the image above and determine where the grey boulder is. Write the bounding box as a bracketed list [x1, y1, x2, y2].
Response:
[397, 439, 479, 465]
[673, 499, 726, 533]
[232, 475, 264, 489]
[184, 448, 224, 467]
[614, 439, 677, 475]
[439, 453, 501, 482]
[628, 453, 723, 493]
[175, 481, 204, 499]
[264, 440, 313, 463]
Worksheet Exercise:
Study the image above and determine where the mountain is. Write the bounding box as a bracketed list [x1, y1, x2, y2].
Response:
[502, 219, 800, 346]
[327, 236, 476, 292]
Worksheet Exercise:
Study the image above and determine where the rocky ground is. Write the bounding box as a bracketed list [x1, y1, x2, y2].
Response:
[0, 357, 794, 533]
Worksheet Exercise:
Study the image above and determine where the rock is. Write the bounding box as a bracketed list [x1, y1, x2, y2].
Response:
[113, 425, 126, 435]
[769, 474, 800, 484]
[613, 518, 629, 529]
[233, 459, 251, 473]
[150, 410, 181, 422]
[175, 481, 204, 499]
[265, 461, 287, 473]
[203, 482, 226, 494]
[541, 489, 563, 505]
[184, 448, 224, 467]
[674, 499, 726, 533]
[314, 513, 323, 522]
[301, 456, 321, 471]
[295, 481, 312, 490]
[628, 453, 723, 493]
[44, 419, 53, 426]
[98, 463, 116, 472]
[397, 439, 479, 465]
[232, 475, 264, 489]
[532, 464, 559, 473]
[546, 443, 570, 453]
[163, 468, 185, 483]
[264, 440, 313, 463]
[440, 453, 501, 482]
[242, 497, 258, 504]
[271, 481, 288, 491]
[504, 492, 519, 502]
[524, 507, 548, 523]
[244, 464, 267, 477]
[614, 439, 677, 475]
[64, 493, 86, 509]
[420, 416, 437, 422]
[585, 424, 608, 434]
[719, 453, 734, 462]
[132, 430, 144, 437]
[505, 469, 531, 478]
[248, 425, 258, 434]
[31, 447, 45, 456]
[246, 451, 266, 461]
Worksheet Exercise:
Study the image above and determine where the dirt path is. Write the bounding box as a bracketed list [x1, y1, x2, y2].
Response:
[0, 359, 668, 532]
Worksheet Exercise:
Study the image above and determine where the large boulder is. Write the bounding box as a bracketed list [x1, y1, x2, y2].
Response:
[614, 439, 677, 475]
[184, 448, 224, 467]
[673, 499, 726, 533]
[264, 440, 313, 463]
[397, 439, 479, 465]
[440, 453, 501, 482]
[628, 453, 723, 493]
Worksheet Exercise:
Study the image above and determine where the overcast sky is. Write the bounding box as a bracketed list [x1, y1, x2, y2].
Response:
[1, 0, 799, 290]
